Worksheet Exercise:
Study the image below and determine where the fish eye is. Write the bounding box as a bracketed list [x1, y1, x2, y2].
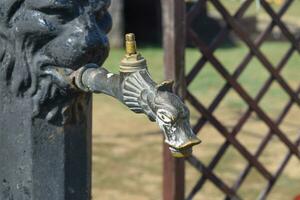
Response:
[157, 109, 173, 123]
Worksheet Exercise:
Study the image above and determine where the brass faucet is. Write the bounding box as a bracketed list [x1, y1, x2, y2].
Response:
[74, 33, 201, 157]
[120, 33, 147, 73]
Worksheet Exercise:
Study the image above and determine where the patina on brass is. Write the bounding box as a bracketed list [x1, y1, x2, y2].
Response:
[125, 33, 137, 55]
[120, 34, 147, 73]
[74, 33, 201, 158]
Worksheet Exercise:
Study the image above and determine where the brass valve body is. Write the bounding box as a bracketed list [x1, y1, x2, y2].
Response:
[120, 33, 147, 73]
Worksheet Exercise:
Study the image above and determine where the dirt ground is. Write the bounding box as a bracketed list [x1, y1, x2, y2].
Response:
[91, 42, 300, 199]
[91, 94, 300, 200]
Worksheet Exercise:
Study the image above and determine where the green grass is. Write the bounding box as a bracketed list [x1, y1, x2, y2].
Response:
[207, 0, 300, 19]
[94, 42, 300, 200]
[105, 42, 299, 114]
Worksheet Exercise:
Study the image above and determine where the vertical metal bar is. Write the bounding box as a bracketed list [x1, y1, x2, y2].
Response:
[0, 91, 92, 200]
[161, 0, 186, 199]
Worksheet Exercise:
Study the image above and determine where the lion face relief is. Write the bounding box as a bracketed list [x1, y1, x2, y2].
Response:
[0, 0, 112, 124]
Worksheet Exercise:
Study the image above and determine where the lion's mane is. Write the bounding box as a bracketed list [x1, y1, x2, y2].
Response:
[0, 0, 89, 125]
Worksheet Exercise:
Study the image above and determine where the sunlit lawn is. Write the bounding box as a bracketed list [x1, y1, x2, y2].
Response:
[92, 42, 300, 200]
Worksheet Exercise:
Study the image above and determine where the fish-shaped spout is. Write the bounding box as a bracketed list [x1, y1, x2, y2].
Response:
[73, 33, 201, 157]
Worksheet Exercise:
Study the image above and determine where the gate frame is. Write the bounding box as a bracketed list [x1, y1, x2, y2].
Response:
[162, 0, 300, 199]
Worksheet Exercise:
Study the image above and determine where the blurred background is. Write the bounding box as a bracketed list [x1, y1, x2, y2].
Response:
[92, 0, 300, 199]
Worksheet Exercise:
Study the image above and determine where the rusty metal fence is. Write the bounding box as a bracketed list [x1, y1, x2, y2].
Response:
[162, 0, 300, 199]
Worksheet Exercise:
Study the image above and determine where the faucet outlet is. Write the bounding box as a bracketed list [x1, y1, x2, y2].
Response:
[73, 33, 201, 158]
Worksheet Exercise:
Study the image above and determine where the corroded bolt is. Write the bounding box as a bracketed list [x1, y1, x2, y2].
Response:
[125, 33, 137, 55]
[120, 33, 147, 73]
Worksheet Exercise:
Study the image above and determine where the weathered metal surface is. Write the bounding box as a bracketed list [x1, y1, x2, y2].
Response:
[0, 0, 111, 199]
[0, 1, 200, 199]
[74, 33, 200, 157]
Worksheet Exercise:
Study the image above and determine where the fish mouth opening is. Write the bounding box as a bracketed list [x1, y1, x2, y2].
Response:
[168, 139, 201, 158]
[159, 117, 201, 158]
[169, 146, 193, 158]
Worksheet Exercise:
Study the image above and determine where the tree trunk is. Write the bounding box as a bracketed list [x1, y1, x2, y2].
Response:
[109, 0, 124, 48]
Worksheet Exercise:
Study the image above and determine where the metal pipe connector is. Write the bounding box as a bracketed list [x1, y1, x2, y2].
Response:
[125, 33, 137, 55]
[73, 33, 201, 158]
[120, 33, 147, 73]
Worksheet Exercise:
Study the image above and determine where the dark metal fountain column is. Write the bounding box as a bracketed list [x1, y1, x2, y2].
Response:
[0, 1, 200, 199]
[0, 0, 110, 199]
[0, 90, 92, 200]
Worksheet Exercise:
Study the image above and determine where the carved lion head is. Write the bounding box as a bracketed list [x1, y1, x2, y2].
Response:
[0, 0, 111, 124]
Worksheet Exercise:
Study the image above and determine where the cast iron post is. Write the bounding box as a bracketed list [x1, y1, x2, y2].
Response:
[0, 1, 198, 199]
[0, 1, 111, 199]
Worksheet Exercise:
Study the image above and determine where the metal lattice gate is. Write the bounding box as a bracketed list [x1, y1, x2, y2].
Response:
[162, 0, 300, 199]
